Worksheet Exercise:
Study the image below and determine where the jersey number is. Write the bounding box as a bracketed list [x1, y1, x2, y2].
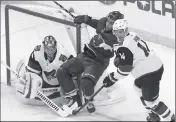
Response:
[134, 36, 150, 57]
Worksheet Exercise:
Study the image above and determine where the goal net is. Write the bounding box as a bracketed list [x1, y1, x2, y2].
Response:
[1, 4, 90, 85]
[1, 3, 125, 107]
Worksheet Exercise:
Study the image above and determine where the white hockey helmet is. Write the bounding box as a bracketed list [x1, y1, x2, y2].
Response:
[113, 19, 128, 31]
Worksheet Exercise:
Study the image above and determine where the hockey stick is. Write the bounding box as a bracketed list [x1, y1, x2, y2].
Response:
[53, 1, 75, 18]
[72, 84, 105, 115]
[1, 61, 69, 117]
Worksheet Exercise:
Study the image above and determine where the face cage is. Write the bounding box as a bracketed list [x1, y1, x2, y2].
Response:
[44, 45, 57, 60]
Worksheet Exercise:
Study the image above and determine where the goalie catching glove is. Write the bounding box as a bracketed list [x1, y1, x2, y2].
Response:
[103, 72, 118, 87]
[74, 15, 91, 24]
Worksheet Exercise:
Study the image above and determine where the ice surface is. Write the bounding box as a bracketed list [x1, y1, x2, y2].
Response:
[1, 3, 175, 121]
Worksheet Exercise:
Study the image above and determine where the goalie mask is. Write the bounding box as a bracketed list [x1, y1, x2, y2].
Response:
[42, 35, 57, 61]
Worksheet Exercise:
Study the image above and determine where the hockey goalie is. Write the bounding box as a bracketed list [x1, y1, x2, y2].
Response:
[15, 35, 73, 106]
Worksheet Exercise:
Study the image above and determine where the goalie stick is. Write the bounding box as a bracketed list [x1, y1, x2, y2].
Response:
[1, 60, 69, 117]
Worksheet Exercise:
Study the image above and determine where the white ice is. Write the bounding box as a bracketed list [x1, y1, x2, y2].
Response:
[1, 3, 175, 121]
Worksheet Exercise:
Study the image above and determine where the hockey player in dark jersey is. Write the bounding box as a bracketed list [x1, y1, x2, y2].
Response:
[102, 19, 175, 121]
[15, 35, 73, 105]
[56, 11, 124, 114]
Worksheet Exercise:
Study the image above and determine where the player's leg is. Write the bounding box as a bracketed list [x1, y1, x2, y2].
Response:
[133, 84, 160, 121]
[56, 55, 84, 112]
[80, 58, 109, 113]
[136, 66, 175, 121]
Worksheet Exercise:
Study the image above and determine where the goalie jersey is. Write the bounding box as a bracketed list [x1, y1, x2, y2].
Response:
[113, 32, 163, 79]
[26, 44, 72, 88]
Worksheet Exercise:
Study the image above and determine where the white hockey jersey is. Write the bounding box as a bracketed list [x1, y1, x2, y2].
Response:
[113, 32, 163, 79]
[27, 43, 72, 88]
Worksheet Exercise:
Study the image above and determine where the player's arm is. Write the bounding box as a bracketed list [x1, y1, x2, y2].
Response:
[86, 18, 99, 29]
[103, 47, 133, 87]
[60, 53, 74, 62]
[73, 15, 99, 29]
[58, 44, 74, 62]
[26, 46, 42, 74]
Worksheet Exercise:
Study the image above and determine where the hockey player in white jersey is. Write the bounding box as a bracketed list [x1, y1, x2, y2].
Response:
[15, 35, 73, 106]
[102, 19, 175, 121]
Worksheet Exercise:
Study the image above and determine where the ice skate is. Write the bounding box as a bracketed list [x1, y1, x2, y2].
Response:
[146, 112, 160, 122]
[84, 98, 96, 113]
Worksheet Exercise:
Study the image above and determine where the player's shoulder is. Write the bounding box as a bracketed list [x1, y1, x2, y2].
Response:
[127, 32, 141, 42]
[32, 44, 44, 57]
[126, 32, 137, 39]
[129, 32, 137, 36]
[99, 17, 107, 21]
[124, 32, 139, 45]
[98, 17, 107, 26]
[34, 45, 42, 52]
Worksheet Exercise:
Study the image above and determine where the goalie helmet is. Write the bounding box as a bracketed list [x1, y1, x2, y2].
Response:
[42, 35, 57, 60]
[106, 11, 124, 21]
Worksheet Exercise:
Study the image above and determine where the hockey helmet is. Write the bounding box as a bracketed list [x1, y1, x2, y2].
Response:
[106, 11, 124, 21]
[113, 19, 128, 31]
[42, 35, 57, 58]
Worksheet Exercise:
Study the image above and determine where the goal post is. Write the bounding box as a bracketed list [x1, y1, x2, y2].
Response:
[4, 4, 81, 86]
[2, 4, 125, 108]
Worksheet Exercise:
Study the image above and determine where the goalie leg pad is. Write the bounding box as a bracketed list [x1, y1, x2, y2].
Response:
[16, 59, 26, 76]
[16, 72, 42, 99]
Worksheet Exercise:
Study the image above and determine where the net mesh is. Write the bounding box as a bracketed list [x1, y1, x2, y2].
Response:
[1, 4, 90, 84]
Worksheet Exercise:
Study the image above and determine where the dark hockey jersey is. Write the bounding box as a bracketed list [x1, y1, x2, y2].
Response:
[84, 17, 118, 63]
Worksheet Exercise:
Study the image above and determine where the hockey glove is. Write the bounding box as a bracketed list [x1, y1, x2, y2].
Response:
[74, 15, 91, 24]
[103, 72, 118, 88]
